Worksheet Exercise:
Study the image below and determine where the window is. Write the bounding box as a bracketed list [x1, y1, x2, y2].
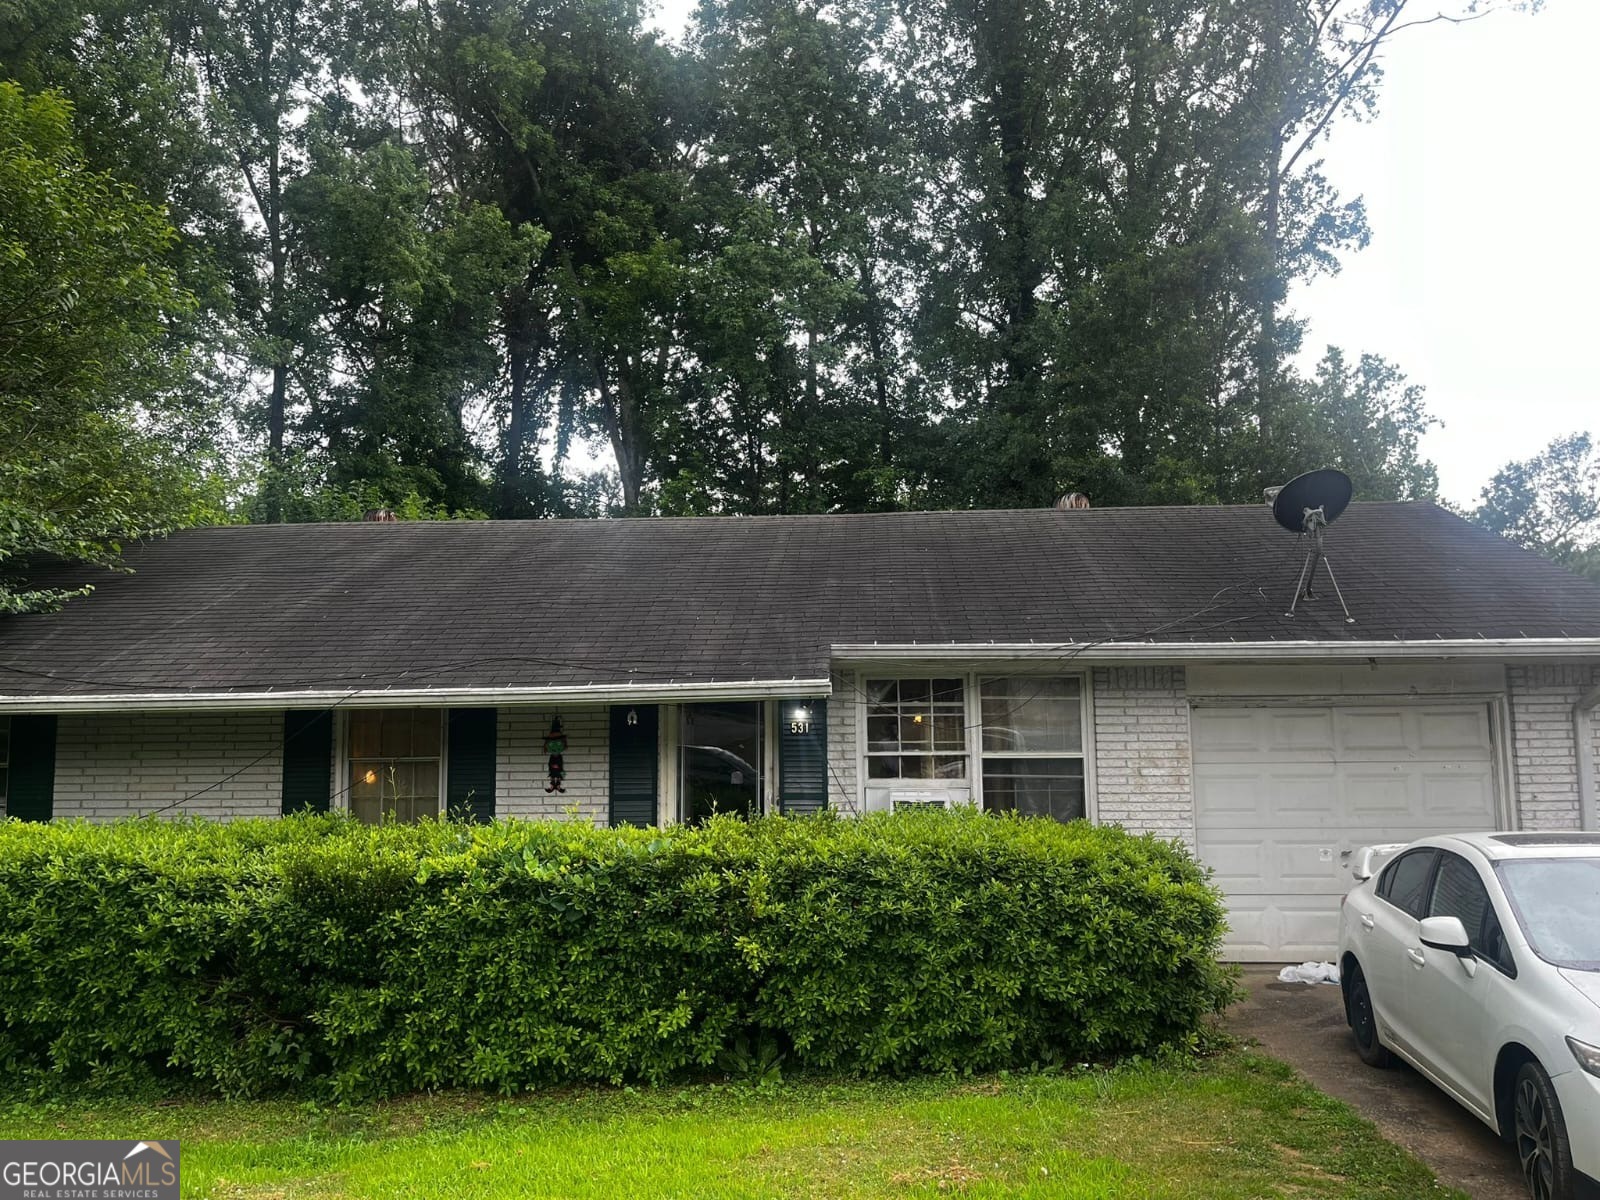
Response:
[347, 709, 442, 824]
[1497, 857, 1600, 970]
[0, 716, 8, 812]
[865, 678, 967, 780]
[1378, 849, 1437, 918]
[681, 702, 763, 822]
[1429, 853, 1513, 973]
[980, 677, 1085, 821]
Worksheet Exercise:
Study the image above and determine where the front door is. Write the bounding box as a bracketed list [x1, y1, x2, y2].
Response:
[680, 702, 763, 822]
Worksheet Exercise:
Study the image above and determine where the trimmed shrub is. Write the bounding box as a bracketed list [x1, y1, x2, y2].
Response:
[0, 811, 1234, 1097]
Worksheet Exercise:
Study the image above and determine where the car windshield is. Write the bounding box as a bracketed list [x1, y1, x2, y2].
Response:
[1496, 857, 1600, 971]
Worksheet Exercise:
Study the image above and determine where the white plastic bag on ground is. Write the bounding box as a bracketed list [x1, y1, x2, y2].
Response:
[1277, 961, 1341, 986]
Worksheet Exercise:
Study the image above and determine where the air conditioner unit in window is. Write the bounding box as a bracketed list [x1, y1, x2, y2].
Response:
[862, 785, 972, 814]
[894, 799, 955, 813]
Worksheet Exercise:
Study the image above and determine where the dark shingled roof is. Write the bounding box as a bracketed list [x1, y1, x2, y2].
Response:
[3, 502, 1599, 701]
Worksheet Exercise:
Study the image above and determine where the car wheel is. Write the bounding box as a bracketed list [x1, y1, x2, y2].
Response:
[1345, 964, 1392, 1068]
[1513, 1060, 1577, 1200]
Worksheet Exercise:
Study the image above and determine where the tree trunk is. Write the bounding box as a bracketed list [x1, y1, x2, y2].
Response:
[264, 136, 287, 522]
[859, 259, 894, 467]
[1255, 2, 1287, 450]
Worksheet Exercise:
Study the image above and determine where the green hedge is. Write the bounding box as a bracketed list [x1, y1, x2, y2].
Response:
[0, 811, 1234, 1097]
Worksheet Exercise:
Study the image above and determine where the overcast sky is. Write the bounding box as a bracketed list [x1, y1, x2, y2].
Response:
[646, 0, 1597, 507]
[1292, 0, 1600, 506]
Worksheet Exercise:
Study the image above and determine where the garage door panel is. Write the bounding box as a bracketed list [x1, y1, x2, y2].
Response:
[1223, 897, 1344, 963]
[1267, 710, 1336, 752]
[1341, 769, 1415, 818]
[1337, 711, 1411, 752]
[1422, 768, 1495, 817]
[1419, 709, 1493, 752]
[1191, 710, 1265, 755]
[1192, 700, 1499, 962]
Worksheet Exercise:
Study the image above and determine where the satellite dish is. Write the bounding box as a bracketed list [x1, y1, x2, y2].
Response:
[1266, 468, 1357, 624]
[1271, 468, 1353, 534]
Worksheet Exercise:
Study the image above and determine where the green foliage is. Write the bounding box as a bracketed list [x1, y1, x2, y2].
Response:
[1472, 431, 1600, 580]
[0, 811, 1234, 1098]
[0, 83, 224, 613]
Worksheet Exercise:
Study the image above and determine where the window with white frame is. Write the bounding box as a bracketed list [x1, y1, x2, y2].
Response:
[864, 678, 967, 780]
[347, 709, 442, 824]
[979, 676, 1086, 821]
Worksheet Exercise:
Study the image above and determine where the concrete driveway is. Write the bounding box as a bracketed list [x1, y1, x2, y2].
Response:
[1228, 966, 1526, 1200]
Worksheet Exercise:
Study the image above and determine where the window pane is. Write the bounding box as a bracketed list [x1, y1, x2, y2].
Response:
[933, 755, 967, 780]
[866, 680, 898, 705]
[867, 756, 899, 779]
[379, 710, 413, 758]
[1429, 854, 1498, 959]
[932, 714, 964, 750]
[348, 712, 382, 758]
[1497, 859, 1600, 969]
[899, 714, 931, 748]
[982, 758, 1085, 822]
[1382, 850, 1436, 918]
[932, 678, 963, 702]
[899, 679, 931, 703]
[866, 715, 898, 751]
[981, 677, 1082, 753]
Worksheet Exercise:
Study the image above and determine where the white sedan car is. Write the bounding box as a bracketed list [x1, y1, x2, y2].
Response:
[1337, 832, 1600, 1200]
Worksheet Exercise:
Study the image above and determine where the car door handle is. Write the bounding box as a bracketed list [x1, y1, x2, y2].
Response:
[1360, 913, 1375, 931]
[1406, 947, 1426, 967]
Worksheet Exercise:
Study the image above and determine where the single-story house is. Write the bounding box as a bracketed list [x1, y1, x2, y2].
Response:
[2, 501, 1598, 960]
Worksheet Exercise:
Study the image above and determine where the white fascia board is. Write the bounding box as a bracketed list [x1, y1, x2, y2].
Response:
[830, 640, 1600, 664]
[0, 677, 834, 715]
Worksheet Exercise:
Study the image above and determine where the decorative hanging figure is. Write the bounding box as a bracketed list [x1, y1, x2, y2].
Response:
[544, 716, 568, 794]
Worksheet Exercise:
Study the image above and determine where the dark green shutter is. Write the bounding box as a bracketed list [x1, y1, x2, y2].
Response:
[281, 710, 333, 815]
[6, 714, 56, 821]
[609, 705, 658, 827]
[447, 707, 497, 822]
[778, 699, 829, 814]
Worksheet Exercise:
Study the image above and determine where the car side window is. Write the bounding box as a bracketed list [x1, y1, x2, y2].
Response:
[1379, 849, 1437, 918]
[1429, 852, 1515, 974]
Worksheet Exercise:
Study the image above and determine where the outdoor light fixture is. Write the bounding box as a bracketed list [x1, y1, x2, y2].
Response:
[363, 769, 378, 785]
[627, 707, 638, 726]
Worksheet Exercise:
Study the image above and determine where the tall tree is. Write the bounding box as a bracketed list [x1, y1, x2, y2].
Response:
[1473, 432, 1600, 580]
[0, 85, 220, 612]
[284, 127, 544, 512]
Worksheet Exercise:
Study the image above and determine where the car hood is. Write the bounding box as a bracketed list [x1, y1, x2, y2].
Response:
[1559, 968, 1600, 1012]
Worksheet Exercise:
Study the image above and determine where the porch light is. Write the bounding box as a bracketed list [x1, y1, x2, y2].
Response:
[793, 706, 811, 721]
[627, 707, 638, 726]
[363, 769, 378, 785]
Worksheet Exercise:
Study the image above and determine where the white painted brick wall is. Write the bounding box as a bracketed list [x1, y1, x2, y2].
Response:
[1091, 666, 1195, 844]
[1506, 663, 1600, 830]
[826, 673, 860, 813]
[52, 710, 283, 821]
[497, 706, 609, 824]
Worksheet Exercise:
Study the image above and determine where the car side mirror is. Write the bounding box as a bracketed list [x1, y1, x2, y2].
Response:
[1419, 915, 1472, 956]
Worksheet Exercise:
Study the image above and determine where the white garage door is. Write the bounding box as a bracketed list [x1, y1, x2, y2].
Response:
[1192, 703, 1500, 962]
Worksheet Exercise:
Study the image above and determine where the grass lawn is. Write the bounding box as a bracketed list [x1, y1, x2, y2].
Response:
[0, 1051, 1460, 1199]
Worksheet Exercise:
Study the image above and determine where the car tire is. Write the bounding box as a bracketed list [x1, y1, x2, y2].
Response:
[1345, 963, 1393, 1068]
[1513, 1059, 1577, 1200]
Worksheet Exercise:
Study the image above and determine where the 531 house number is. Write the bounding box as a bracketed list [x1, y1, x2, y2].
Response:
[788, 719, 812, 734]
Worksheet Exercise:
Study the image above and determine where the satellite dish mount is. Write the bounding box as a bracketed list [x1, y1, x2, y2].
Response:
[1270, 469, 1356, 624]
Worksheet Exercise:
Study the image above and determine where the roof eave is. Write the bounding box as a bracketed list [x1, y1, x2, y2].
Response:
[0, 677, 834, 715]
[830, 639, 1600, 663]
